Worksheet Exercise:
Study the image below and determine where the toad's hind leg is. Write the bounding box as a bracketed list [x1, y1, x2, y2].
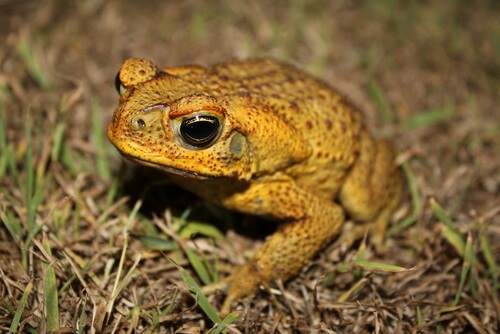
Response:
[202, 180, 345, 315]
[338, 134, 403, 247]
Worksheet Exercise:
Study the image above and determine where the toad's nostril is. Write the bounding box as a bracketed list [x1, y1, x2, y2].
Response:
[133, 118, 146, 130]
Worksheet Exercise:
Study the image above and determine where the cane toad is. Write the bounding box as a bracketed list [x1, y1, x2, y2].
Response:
[108, 58, 403, 314]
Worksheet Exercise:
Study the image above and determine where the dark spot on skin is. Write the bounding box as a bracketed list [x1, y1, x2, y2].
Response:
[325, 120, 332, 130]
[339, 121, 346, 132]
[139, 69, 146, 75]
[306, 121, 313, 130]
[289, 101, 299, 111]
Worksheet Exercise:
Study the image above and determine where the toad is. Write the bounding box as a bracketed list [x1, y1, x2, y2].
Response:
[108, 58, 403, 314]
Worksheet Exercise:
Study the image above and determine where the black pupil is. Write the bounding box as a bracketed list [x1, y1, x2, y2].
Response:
[181, 116, 219, 146]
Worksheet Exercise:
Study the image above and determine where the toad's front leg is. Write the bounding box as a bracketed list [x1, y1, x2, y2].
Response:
[202, 179, 346, 315]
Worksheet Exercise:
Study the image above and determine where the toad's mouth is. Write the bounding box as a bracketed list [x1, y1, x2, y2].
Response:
[119, 152, 214, 180]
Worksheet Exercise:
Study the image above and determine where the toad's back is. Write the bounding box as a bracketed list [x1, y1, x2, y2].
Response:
[202, 59, 364, 155]
[167, 58, 365, 197]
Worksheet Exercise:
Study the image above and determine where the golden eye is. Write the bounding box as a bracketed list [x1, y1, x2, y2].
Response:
[179, 115, 221, 148]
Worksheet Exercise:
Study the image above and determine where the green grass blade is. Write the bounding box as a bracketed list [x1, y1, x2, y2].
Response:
[433, 198, 469, 258]
[449, 167, 476, 216]
[354, 260, 413, 273]
[16, 40, 52, 90]
[2, 210, 22, 242]
[169, 258, 222, 325]
[78, 298, 87, 332]
[402, 105, 455, 130]
[51, 121, 65, 162]
[185, 248, 212, 285]
[368, 78, 393, 125]
[0, 101, 10, 179]
[454, 232, 474, 305]
[136, 235, 179, 251]
[51, 94, 69, 163]
[151, 308, 160, 329]
[480, 233, 499, 289]
[337, 278, 368, 303]
[24, 117, 34, 204]
[60, 144, 78, 176]
[416, 306, 423, 325]
[431, 199, 458, 233]
[388, 162, 420, 235]
[25, 188, 44, 247]
[41, 237, 60, 331]
[9, 281, 33, 333]
[105, 176, 120, 206]
[210, 312, 239, 334]
[177, 221, 225, 240]
[440, 224, 465, 257]
[22, 110, 46, 248]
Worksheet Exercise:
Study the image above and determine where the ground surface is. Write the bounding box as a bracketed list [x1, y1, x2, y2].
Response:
[1, 0, 499, 333]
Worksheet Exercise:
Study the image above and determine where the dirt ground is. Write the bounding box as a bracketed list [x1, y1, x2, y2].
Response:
[1, 0, 499, 333]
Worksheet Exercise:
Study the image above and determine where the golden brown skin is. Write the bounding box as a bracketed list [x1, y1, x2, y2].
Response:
[108, 58, 403, 314]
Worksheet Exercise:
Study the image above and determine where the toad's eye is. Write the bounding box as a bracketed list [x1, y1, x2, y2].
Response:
[179, 115, 222, 149]
[115, 73, 126, 96]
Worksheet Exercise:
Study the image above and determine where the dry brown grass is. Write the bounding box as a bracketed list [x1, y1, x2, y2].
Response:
[1, 0, 499, 333]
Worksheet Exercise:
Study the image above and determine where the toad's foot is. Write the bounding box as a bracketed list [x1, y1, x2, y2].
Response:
[201, 260, 265, 316]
